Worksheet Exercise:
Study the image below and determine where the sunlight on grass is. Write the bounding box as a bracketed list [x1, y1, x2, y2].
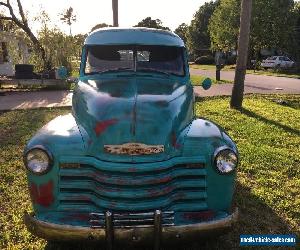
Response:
[191, 74, 232, 85]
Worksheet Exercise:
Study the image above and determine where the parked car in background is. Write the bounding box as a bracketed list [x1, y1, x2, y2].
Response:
[261, 56, 295, 69]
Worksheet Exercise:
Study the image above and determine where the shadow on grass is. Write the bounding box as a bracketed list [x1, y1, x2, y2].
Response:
[44, 182, 295, 250]
[241, 108, 300, 136]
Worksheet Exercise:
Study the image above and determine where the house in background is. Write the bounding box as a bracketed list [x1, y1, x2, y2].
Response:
[0, 31, 29, 77]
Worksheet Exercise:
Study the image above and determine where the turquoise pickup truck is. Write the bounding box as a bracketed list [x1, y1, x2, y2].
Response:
[23, 28, 238, 249]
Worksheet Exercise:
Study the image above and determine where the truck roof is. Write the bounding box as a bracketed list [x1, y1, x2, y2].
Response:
[84, 27, 185, 47]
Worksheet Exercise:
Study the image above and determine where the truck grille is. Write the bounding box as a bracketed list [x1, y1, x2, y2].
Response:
[58, 162, 207, 212]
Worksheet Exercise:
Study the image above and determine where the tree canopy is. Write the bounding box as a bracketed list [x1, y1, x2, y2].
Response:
[60, 7, 77, 36]
[209, 0, 297, 58]
[134, 17, 170, 30]
[208, 0, 239, 52]
[90, 23, 111, 32]
[174, 23, 188, 44]
[186, 1, 219, 57]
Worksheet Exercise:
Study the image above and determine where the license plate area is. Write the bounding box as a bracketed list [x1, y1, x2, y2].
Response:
[89, 210, 174, 229]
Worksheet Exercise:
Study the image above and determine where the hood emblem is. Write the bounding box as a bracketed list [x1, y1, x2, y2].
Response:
[104, 143, 164, 156]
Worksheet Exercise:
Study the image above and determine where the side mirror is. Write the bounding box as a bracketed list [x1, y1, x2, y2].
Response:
[201, 78, 212, 90]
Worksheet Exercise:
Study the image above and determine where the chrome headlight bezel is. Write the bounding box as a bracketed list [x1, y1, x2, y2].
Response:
[23, 145, 53, 175]
[213, 146, 238, 175]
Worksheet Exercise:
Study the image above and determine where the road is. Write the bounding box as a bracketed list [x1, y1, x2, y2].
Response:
[192, 69, 300, 96]
[0, 71, 299, 110]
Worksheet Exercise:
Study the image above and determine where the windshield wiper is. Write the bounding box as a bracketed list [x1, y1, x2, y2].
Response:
[87, 67, 133, 75]
[138, 69, 171, 77]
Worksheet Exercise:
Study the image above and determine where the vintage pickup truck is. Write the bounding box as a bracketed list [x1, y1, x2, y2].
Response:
[23, 28, 238, 249]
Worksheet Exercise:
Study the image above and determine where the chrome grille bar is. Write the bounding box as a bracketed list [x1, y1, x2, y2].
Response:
[89, 211, 174, 229]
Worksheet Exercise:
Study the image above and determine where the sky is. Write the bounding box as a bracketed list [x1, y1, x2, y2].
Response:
[19, 0, 207, 34]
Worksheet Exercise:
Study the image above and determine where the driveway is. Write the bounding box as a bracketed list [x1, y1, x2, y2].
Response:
[0, 90, 72, 110]
[192, 69, 300, 96]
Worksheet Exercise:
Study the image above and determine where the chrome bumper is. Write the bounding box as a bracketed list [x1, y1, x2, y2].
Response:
[24, 208, 238, 249]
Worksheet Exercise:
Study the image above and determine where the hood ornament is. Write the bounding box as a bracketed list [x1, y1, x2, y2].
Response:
[104, 143, 164, 156]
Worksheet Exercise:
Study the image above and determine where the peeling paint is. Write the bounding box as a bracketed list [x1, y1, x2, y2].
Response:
[146, 186, 174, 197]
[58, 213, 90, 223]
[127, 167, 137, 172]
[182, 211, 214, 222]
[29, 180, 54, 207]
[94, 119, 118, 136]
[171, 132, 181, 149]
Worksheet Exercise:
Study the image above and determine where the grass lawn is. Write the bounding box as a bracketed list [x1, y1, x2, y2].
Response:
[246, 69, 300, 79]
[190, 64, 235, 71]
[0, 95, 299, 249]
[190, 74, 232, 85]
[190, 64, 300, 79]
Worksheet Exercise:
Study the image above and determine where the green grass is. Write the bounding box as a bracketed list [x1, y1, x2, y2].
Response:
[191, 74, 232, 85]
[190, 64, 235, 71]
[246, 69, 300, 79]
[0, 95, 299, 249]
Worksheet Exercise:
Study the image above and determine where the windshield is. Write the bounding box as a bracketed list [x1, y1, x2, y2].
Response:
[85, 45, 185, 76]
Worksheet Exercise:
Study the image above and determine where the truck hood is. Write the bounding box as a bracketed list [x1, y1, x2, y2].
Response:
[72, 76, 193, 162]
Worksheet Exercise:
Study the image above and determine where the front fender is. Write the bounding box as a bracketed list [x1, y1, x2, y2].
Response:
[180, 118, 237, 158]
[24, 114, 87, 212]
[179, 118, 238, 212]
[25, 113, 87, 157]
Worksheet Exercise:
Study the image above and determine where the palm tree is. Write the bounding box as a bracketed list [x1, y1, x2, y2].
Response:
[60, 7, 77, 36]
[230, 0, 253, 109]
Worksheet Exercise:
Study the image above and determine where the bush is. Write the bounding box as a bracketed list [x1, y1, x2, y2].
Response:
[194, 55, 215, 65]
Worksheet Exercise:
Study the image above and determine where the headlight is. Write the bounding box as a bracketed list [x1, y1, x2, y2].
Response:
[214, 147, 238, 174]
[24, 146, 53, 175]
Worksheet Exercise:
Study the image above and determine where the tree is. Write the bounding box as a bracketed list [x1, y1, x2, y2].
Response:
[208, 0, 239, 52]
[0, 0, 47, 68]
[60, 7, 77, 36]
[187, 1, 219, 58]
[91, 23, 111, 32]
[134, 17, 170, 30]
[209, 0, 296, 58]
[250, 0, 295, 59]
[174, 23, 188, 44]
[30, 26, 86, 73]
[291, 2, 300, 61]
[230, 0, 253, 109]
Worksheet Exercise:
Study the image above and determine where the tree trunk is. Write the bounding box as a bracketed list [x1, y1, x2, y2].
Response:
[22, 24, 49, 69]
[112, 0, 118, 27]
[0, 0, 50, 69]
[230, 0, 253, 109]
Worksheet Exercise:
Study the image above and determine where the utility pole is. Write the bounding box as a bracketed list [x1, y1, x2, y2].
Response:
[112, 0, 119, 27]
[230, 0, 253, 109]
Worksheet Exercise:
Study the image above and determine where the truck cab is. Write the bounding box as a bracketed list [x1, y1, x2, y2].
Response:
[24, 28, 238, 249]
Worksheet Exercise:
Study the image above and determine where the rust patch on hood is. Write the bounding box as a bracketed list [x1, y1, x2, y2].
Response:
[94, 119, 118, 136]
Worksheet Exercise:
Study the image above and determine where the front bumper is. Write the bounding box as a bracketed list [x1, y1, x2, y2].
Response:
[25, 208, 238, 248]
